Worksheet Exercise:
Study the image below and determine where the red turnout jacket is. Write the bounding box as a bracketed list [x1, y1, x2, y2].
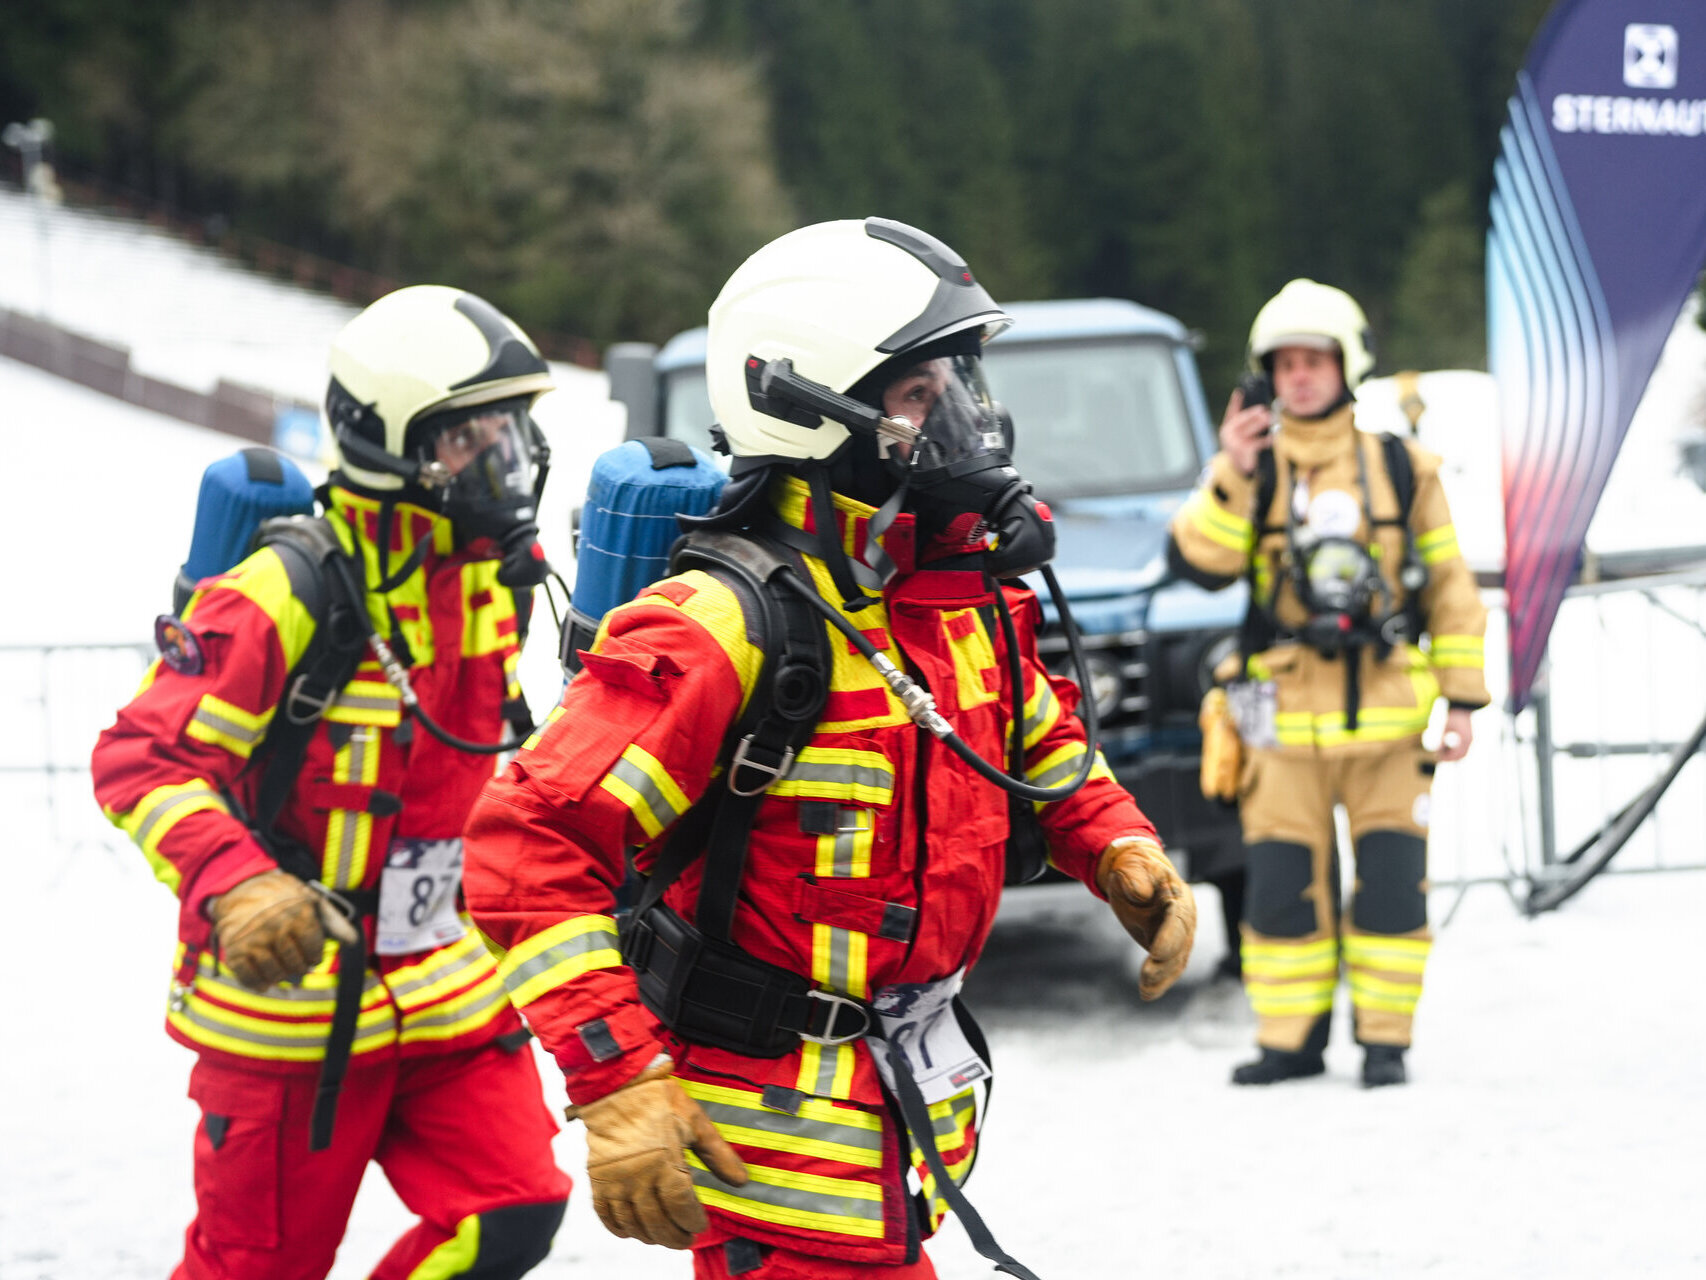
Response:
[464, 476, 1156, 1263]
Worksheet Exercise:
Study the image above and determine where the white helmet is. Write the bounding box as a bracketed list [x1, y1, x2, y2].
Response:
[326, 284, 555, 492]
[1247, 278, 1376, 387]
[706, 218, 1011, 463]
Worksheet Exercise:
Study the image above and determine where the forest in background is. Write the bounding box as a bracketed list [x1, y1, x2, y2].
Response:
[0, 0, 1569, 393]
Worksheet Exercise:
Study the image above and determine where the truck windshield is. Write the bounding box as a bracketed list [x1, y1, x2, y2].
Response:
[661, 336, 1199, 497]
[989, 339, 1200, 498]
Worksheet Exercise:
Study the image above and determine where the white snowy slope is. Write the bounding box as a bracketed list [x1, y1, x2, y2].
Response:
[1, 194, 1702, 1279]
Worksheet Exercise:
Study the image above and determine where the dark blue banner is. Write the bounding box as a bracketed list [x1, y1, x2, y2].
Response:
[1488, 0, 1706, 711]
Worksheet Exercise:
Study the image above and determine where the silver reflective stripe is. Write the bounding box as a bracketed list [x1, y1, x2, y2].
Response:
[787, 759, 893, 792]
[695, 1099, 885, 1157]
[808, 1043, 851, 1097]
[177, 992, 392, 1050]
[400, 980, 509, 1031]
[608, 755, 685, 828]
[1028, 746, 1086, 790]
[932, 1097, 974, 1139]
[1023, 684, 1058, 744]
[830, 812, 862, 877]
[689, 1166, 885, 1225]
[329, 728, 373, 888]
[191, 705, 262, 746]
[134, 785, 225, 849]
[330, 691, 398, 713]
[387, 940, 489, 1001]
[500, 923, 620, 995]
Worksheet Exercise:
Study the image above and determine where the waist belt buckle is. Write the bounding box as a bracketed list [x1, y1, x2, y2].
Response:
[801, 990, 871, 1046]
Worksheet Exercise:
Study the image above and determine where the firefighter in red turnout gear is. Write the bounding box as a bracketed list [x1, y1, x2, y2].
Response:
[463, 219, 1197, 1278]
[91, 286, 571, 1280]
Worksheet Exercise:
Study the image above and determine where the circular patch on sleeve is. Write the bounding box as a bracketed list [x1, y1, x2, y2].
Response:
[1411, 792, 1432, 830]
[154, 614, 206, 675]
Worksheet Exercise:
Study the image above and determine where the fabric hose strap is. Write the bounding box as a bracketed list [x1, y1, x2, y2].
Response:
[878, 1035, 1040, 1280]
[309, 934, 368, 1151]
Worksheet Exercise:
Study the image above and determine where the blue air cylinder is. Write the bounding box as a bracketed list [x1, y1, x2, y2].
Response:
[563, 438, 726, 671]
[175, 448, 316, 612]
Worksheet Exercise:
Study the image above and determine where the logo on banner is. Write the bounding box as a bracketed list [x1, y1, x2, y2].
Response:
[1624, 24, 1678, 90]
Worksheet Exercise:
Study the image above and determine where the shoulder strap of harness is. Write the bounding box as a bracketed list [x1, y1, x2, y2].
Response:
[629, 529, 830, 942]
[244, 515, 373, 882]
[233, 513, 377, 1152]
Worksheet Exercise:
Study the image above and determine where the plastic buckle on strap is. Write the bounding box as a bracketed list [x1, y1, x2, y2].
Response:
[801, 990, 871, 1046]
[728, 734, 795, 797]
[284, 673, 336, 726]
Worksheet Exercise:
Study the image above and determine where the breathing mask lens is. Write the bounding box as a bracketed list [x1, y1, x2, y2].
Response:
[883, 354, 1005, 472]
[416, 398, 552, 585]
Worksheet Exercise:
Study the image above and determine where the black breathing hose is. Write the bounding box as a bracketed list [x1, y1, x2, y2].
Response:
[777, 562, 1100, 803]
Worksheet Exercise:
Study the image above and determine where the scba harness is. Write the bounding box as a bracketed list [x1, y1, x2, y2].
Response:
[1243, 432, 1425, 730]
[166, 448, 539, 1149]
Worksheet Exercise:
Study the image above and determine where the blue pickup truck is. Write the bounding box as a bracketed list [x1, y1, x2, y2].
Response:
[603, 297, 1248, 899]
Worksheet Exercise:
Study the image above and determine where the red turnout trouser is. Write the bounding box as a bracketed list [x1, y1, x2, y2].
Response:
[175, 1040, 572, 1280]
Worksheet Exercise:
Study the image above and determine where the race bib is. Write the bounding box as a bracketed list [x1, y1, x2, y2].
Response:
[376, 837, 467, 956]
[871, 969, 990, 1105]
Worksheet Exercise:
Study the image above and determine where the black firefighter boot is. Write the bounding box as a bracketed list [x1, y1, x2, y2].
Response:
[1361, 1044, 1408, 1088]
[1231, 1014, 1329, 1085]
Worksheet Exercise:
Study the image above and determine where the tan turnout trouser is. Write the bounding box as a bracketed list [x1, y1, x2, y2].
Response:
[1237, 740, 1435, 1050]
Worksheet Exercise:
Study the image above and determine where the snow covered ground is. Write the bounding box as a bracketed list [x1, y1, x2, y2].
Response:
[3, 189, 1704, 1278]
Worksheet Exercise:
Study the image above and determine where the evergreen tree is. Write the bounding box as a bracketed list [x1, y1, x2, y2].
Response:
[1388, 181, 1486, 371]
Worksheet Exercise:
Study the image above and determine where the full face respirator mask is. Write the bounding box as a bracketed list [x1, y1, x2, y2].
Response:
[850, 344, 1055, 577]
[409, 397, 554, 587]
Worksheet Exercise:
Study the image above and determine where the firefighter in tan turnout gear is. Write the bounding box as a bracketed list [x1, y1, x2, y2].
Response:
[1168, 279, 1489, 1087]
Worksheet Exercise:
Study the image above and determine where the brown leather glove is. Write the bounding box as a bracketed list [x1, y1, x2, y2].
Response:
[208, 869, 360, 992]
[1097, 836, 1197, 1000]
[566, 1059, 749, 1249]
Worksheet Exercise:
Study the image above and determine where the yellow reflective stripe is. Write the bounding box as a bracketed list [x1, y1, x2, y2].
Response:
[1027, 742, 1113, 811]
[189, 947, 360, 1005]
[388, 928, 500, 1006]
[1245, 981, 1337, 1016]
[600, 743, 690, 839]
[210, 547, 318, 671]
[397, 970, 511, 1045]
[689, 1153, 886, 1239]
[406, 1214, 480, 1280]
[1429, 634, 1484, 669]
[117, 780, 232, 888]
[497, 915, 624, 1008]
[185, 693, 272, 758]
[169, 986, 397, 1060]
[679, 1081, 884, 1167]
[769, 747, 895, 806]
[1348, 971, 1422, 1012]
[1274, 706, 1434, 747]
[521, 704, 565, 753]
[796, 1039, 857, 1100]
[323, 725, 380, 889]
[1415, 524, 1460, 565]
[1023, 676, 1061, 750]
[1182, 488, 1254, 553]
[323, 678, 402, 726]
[1343, 934, 1432, 974]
